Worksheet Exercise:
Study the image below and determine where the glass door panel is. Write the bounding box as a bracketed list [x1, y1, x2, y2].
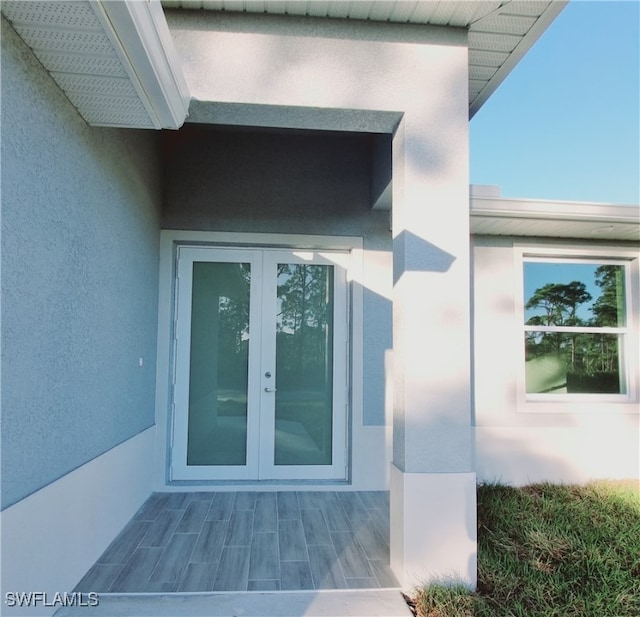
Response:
[259, 250, 347, 480]
[274, 263, 334, 466]
[187, 261, 251, 466]
[172, 247, 262, 481]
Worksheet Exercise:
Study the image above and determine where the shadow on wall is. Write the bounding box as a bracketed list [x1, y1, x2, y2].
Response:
[393, 230, 456, 284]
[474, 417, 640, 487]
[470, 383, 579, 486]
[166, 8, 469, 193]
[161, 124, 378, 232]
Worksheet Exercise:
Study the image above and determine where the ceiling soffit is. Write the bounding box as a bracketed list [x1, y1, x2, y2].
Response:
[471, 194, 640, 241]
[1, 0, 189, 129]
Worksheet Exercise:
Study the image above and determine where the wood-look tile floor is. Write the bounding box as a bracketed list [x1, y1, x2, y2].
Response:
[74, 491, 398, 593]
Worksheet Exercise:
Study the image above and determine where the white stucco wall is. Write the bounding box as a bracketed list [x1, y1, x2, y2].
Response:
[1, 430, 155, 617]
[472, 235, 640, 485]
[165, 11, 466, 124]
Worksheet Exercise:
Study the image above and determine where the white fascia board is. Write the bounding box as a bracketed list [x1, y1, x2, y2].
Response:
[92, 0, 190, 129]
[469, 1, 569, 119]
[471, 195, 640, 225]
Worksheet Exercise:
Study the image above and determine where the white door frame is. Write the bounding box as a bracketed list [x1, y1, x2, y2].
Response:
[172, 246, 263, 480]
[171, 244, 349, 481]
[155, 230, 364, 489]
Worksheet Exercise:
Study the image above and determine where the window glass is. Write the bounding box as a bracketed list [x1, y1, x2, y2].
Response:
[525, 333, 623, 394]
[524, 263, 626, 327]
[523, 261, 626, 396]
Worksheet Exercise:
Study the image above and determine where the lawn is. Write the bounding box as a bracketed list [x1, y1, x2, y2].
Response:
[411, 480, 640, 617]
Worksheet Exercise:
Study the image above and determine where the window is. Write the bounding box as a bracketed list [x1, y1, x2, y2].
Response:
[522, 255, 633, 400]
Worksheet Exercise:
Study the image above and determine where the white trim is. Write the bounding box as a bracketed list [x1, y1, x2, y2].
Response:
[160, 230, 364, 251]
[470, 195, 640, 241]
[515, 244, 640, 259]
[471, 196, 639, 223]
[389, 465, 477, 589]
[513, 243, 640, 413]
[154, 230, 364, 489]
[90, 0, 190, 129]
[0, 429, 154, 617]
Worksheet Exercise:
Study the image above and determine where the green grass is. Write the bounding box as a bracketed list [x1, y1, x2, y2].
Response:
[412, 480, 640, 617]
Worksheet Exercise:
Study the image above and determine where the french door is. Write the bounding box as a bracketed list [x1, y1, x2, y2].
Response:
[171, 247, 348, 481]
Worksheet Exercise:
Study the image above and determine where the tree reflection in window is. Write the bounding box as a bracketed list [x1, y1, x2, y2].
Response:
[524, 263, 626, 395]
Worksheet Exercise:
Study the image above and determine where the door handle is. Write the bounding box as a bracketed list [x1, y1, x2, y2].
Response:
[264, 387, 277, 392]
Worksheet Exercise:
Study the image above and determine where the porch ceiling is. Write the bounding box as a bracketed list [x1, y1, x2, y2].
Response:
[1, 0, 566, 129]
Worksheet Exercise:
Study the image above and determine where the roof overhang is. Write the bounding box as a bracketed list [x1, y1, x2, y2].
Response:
[1, 0, 190, 129]
[2, 0, 567, 129]
[471, 187, 640, 241]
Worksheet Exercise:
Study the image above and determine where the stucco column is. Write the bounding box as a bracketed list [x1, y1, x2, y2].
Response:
[389, 115, 477, 589]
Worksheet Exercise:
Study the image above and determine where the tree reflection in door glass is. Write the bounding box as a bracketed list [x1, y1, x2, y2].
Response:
[275, 264, 334, 465]
[187, 262, 251, 465]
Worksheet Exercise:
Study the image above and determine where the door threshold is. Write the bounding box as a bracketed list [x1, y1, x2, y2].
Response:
[165, 479, 351, 489]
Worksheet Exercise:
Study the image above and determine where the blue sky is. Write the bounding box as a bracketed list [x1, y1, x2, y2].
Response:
[523, 261, 623, 322]
[470, 0, 640, 205]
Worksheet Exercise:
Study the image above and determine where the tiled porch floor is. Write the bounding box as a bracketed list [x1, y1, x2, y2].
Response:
[74, 491, 398, 593]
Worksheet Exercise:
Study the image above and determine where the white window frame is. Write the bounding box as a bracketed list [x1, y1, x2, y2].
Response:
[514, 244, 639, 413]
